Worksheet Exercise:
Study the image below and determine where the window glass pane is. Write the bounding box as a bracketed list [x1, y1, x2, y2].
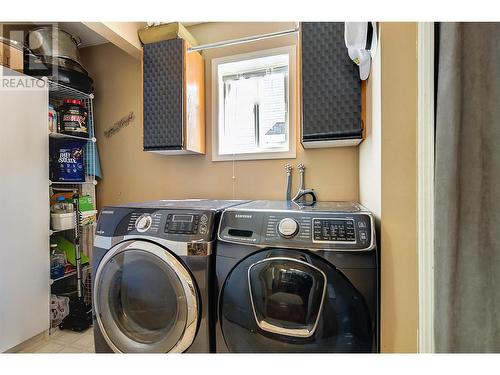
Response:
[217, 53, 290, 157]
[259, 72, 287, 149]
[221, 77, 259, 154]
[248, 259, 325, 331]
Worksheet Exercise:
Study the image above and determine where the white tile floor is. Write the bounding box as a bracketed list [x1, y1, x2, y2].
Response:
[18, 328, 95, 353]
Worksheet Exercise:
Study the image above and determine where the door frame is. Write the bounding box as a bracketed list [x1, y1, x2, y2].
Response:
[417, 22, 435, 353]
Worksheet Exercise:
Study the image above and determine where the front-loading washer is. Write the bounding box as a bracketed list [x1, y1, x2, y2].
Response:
[92, 199, 246, 353]
[214, 200, 379, 353]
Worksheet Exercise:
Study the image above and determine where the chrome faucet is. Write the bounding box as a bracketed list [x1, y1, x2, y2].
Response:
[285, 164, 293, 201]
[292, 163, 317, 203]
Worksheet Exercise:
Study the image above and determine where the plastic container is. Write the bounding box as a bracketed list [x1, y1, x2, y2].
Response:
[59, 99, 88, 137]
[49, 139, 85, 182]
[51, 196, 74, 214]
[51, 212, 76, 231]
[50, 264, 65, 279]
[50, 244, 67, 279]
[48, 104, 58, 133]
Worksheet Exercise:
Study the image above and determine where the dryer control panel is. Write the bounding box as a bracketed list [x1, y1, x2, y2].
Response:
[165, 213, 210, 235]
[96, 207, 217, 242]
[219, 209, 374, 251]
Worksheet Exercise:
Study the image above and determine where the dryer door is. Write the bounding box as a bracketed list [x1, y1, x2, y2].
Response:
[220, 249, 374, 352]
[94, 240, 198, 353]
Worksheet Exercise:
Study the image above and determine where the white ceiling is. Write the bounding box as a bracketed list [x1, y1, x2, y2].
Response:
[57, 22, 108, 48]
[58, 22, 205, 48]
[1, 22, 207, 50]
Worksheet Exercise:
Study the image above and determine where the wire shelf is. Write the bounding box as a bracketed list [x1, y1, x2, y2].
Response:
[49, 228, 70, 236]
[48, 79, 97, 329]
[50, 265, 92, 284]
[49, 223, 95, 236]
[47, 80, 94, 101]
[49, 180, 97, 186]
[49, 132, 96, 143]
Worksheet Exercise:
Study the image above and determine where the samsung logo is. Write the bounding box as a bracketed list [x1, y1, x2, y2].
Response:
[102, 210, 114, 215]
[235, 214, 252, 219]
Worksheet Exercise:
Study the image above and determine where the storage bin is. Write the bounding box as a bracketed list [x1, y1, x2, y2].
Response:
[51, 212, 76, 231]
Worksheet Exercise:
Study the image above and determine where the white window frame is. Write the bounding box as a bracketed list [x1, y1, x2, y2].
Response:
[417, 22, 435, 353]
[211, 45, 297, 162]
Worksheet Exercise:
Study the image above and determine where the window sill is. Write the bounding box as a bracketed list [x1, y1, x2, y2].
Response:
[212, 149, 296, 162]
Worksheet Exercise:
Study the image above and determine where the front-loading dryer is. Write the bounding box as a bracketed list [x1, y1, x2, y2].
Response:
[214, 200, 379, 353]
[92, 199, 246, 353]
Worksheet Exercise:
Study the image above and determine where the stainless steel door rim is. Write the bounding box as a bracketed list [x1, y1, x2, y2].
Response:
[93, 240, 199, 353]
[247, 256, 327, 338]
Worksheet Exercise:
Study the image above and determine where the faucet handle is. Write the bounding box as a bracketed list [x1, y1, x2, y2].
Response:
[297, 163, 305, 172]
[285, 164, 293, 173]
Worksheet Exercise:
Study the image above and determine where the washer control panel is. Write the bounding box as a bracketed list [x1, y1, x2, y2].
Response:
[313, 218, 356, 243]
[277, 218, 299, 238]
[219, 209, 374, 251]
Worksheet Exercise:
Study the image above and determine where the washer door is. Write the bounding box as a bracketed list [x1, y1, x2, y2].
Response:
[94, 240, 198, 353]
[220, 249, 374, 352]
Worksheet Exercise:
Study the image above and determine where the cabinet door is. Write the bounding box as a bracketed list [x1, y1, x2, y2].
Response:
[0, 69, 50, 352]
[301, 22, 362, 147]
[143, 38, 185, 151]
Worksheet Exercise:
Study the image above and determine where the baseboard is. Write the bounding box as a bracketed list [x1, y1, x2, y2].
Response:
[4, 330, 49, 353]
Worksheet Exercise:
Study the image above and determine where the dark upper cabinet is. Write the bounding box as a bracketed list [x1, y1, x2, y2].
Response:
[143, 38, 205, 154]
[301, 22, 364, 148]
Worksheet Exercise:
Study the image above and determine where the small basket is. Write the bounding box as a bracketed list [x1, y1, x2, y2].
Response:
[51, 212, 76, 231]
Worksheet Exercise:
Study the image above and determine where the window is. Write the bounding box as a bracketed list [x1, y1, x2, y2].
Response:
[212, 46, 296, 161]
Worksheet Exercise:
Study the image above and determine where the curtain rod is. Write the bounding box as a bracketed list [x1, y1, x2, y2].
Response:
[188, 26, 300, 53]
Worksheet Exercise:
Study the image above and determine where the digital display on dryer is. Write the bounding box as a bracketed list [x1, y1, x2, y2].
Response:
[172, 215, 193, 222]
[165, 214, 199, 234]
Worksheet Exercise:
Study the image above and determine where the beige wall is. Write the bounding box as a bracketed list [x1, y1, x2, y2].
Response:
[81, 22, 359, 208]
[379, 22, 418, 352]
[358, 22, 419, 353]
